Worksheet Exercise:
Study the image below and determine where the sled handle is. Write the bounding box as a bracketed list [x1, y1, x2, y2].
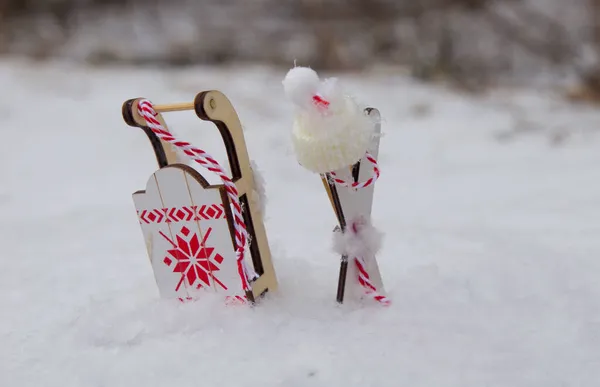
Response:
[122, 98, 181, 168]
[152, 102, 194, 113]
[121, 92, 250, 183]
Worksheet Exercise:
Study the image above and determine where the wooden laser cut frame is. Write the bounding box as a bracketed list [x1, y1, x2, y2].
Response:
[122, 91, 278, 302]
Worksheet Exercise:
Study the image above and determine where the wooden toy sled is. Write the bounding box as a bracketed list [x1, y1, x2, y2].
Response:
[122, 91, 278, 303]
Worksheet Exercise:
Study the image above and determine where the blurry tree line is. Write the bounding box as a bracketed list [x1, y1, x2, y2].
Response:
[1, 0, 600, 94]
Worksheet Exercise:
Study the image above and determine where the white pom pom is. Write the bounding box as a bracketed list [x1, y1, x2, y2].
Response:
[332, 216, 383, 259]
[282, 66, 321, 109]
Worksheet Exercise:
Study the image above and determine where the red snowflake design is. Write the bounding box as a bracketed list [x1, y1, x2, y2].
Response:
[159, 226, 227, 292]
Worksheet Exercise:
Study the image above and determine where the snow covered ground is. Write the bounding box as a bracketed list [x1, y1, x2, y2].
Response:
[1, 58, 599, 387]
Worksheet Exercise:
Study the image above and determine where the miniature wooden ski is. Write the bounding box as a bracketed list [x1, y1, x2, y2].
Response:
[122, 91, 278, 304]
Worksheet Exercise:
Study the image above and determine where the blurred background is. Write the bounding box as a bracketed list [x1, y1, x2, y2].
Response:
[2, 3, 600, 385]
[1, 0, 600, 97]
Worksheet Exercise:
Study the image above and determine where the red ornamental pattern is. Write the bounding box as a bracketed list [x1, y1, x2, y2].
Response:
[138, 204, 225, 224]
[159, 225, 228, 292]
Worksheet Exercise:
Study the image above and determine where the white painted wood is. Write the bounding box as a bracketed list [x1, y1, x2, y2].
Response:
[333, 108, 385, 303]
[154, 166, 213, 299]
[133, 164, 241, 300]
[134, 174, 192, 299]
[185, 170, 245, 298]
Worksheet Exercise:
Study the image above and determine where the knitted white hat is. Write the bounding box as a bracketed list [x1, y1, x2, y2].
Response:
[282, 66, 376, 174]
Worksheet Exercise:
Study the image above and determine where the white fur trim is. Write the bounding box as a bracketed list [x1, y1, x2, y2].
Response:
[332, 216, 383, 259]
[292, 95, 375, 173]
[250, 160, 267, 218]
[283, 66, 376, 174]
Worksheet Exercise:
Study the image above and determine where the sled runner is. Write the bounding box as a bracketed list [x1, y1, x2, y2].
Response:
[122, 91, 278, 304]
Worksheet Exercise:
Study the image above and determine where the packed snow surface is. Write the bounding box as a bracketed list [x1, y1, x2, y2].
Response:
[1, 59, 599, 386]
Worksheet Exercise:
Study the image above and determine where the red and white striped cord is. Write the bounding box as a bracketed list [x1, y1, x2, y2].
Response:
[329, 152, 379, 189]
[136, 99, 255, 300]
[354, 255, 390, 306]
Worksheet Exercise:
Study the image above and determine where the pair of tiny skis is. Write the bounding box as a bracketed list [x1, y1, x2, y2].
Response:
[321, 108, 386, 304]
